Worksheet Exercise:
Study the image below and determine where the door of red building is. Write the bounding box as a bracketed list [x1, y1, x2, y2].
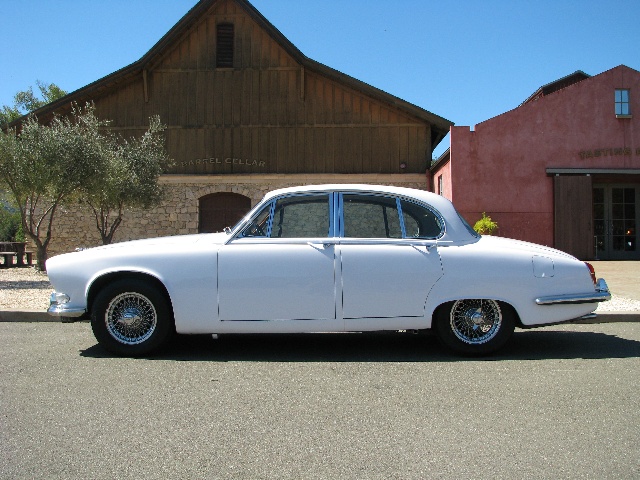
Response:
[593, 185, 639, 260]
[554, 175, 593, 259]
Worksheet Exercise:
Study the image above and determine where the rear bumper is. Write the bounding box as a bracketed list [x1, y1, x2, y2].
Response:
[535, 278, 611, 305]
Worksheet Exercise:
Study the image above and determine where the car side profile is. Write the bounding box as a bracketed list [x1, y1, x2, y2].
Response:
[47, 184, 610, 356]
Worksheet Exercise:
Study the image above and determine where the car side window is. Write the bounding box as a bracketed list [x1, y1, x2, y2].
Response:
[241, 194, 330, 238]
[343, 194, 402, 238]
[400, 199, 443, 239]
[270, 195, 330, 238]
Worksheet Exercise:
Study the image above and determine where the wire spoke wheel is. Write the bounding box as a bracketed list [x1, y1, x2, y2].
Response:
[449, 299, 502, 345]
[105, 292, 158, 345]
[92, 278, 173, 356]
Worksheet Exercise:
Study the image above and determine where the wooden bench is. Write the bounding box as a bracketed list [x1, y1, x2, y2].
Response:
[0, 251, 18, 268]
[24, 251, 34, 266]
[0, 250, 35, 268]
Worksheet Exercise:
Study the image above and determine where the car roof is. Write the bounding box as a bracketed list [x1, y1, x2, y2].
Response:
[264, 184, 444, 205]
[260, 184, 476, 243]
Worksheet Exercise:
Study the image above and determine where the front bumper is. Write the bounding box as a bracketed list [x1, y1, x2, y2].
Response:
[48, 292, 87, 318]
[535, 278, 611, 305]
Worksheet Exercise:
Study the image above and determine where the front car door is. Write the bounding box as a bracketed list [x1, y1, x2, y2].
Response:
[337, 193, 444, 330]
[217, 192, 340, 331]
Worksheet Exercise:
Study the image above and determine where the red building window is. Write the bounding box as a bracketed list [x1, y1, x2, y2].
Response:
[615, 89, 630, 117]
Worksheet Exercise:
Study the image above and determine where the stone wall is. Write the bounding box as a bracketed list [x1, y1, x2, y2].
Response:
[47, 173, 428, 256]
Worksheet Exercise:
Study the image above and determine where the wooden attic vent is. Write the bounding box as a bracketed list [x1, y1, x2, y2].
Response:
[216, 23, 234, 68]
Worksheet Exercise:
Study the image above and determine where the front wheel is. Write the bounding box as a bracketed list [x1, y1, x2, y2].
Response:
[91, 279, 173, 357]
[434, 299, 515, 355]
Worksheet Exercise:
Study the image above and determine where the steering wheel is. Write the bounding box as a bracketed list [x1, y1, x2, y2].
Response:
[251, 222, 265, 236]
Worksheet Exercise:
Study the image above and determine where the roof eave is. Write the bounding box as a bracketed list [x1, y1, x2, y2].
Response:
[7, 0, 454, 143]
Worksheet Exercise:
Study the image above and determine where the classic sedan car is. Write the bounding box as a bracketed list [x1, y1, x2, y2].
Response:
[47, 184, 610, 356]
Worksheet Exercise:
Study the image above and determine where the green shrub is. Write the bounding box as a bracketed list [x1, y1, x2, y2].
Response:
[473, 212, 499, 235]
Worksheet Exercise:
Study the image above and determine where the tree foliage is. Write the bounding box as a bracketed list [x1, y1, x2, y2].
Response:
[0, 81, 67, 127]
[0, 104, 108, 269]
[84, 115, 169, 245]
[0, 103, 170, 270]
[0, 204, 24, 242]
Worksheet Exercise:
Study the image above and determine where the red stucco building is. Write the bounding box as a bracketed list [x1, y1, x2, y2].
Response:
[432, 65, 640, 260]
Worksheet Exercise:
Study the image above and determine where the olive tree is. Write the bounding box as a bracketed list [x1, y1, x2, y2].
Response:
[0, 104, 107, 270]
[0, 103, 170, 268]
[0, 81, 67, 127]
[84, 116, 169, 245]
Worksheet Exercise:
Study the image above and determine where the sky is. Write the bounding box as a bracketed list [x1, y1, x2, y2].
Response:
[2, 0, 639, 158]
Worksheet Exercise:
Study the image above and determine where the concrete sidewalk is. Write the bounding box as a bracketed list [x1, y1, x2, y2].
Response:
[0, 261, 638, 323]
[578, 261, 640, 324]
[590, 261, 640, 302]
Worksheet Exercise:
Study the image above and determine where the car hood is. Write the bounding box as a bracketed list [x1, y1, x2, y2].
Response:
[477, 235, 576, 260]
[81, 232, 230, 253]
[47, 232, 229, 268]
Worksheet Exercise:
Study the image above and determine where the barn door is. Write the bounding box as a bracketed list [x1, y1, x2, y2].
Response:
[554, 175, 593, 259]
[199, 193, 251, 233]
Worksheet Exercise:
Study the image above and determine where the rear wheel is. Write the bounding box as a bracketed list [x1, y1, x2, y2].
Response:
[434, 299, 515, 355]
[91, 278, 173, 357]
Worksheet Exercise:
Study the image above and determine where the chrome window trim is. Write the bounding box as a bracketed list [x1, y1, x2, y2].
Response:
[337, 191, 445, 240]
[234, 192, 334, 240]
[398, 197, 446, 240]
[397, 197, 408, 238]
[232, 189, 446, 242]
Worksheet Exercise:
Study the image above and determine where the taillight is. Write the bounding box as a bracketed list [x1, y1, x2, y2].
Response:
[585, 262, 597, 286]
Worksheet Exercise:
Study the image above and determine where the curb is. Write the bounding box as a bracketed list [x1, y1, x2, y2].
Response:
[1, 310, 639, 323]
[573, 311, 640, 323]
[0, 310, 57, 322]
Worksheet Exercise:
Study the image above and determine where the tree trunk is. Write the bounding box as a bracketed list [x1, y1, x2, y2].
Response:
[35, 243, 48, 272]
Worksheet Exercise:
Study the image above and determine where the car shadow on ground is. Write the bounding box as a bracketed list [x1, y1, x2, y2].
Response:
[80, 328, 640, 362]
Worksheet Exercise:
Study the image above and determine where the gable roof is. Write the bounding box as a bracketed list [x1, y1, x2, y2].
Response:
[9, 0, 452, 148]
[521, 70, 591, 105]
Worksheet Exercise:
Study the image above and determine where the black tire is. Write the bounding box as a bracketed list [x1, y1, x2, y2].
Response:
[91, 278, 173, 357]
[434, 299, 515, 355]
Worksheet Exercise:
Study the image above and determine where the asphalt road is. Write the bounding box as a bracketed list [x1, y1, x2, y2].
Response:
[1, 322, 639, 480]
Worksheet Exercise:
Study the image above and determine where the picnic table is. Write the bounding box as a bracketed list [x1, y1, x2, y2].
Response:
[0, 242, 34, 268]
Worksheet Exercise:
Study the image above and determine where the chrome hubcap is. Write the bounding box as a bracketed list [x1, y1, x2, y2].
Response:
[106, 292, 157, 345]
[450, 299, 502, 345]
[119, 309, 142, 326]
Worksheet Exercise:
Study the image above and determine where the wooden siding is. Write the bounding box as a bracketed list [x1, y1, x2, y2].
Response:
[91, 0, 432, 175]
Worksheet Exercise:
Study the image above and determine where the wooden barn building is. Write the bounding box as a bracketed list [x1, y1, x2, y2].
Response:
[26, 0, 452, 254]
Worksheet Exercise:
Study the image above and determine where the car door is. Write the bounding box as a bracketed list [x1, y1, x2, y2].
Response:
[217, 192, 340, 330]
[337, 193, 443, 329]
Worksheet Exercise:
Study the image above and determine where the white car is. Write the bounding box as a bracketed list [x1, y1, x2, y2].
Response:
[47, 184, 610, 356]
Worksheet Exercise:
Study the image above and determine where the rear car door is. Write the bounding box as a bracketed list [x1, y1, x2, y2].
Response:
[337, 193, 443, 328]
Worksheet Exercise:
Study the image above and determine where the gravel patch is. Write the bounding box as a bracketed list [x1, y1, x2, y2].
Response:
[596, 294, 640, 312]
[0, 267, 52, 311]
[1, 266, 639, 313]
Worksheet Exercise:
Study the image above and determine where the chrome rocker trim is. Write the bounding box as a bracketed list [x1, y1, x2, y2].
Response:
[535, 279, 611, 305]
